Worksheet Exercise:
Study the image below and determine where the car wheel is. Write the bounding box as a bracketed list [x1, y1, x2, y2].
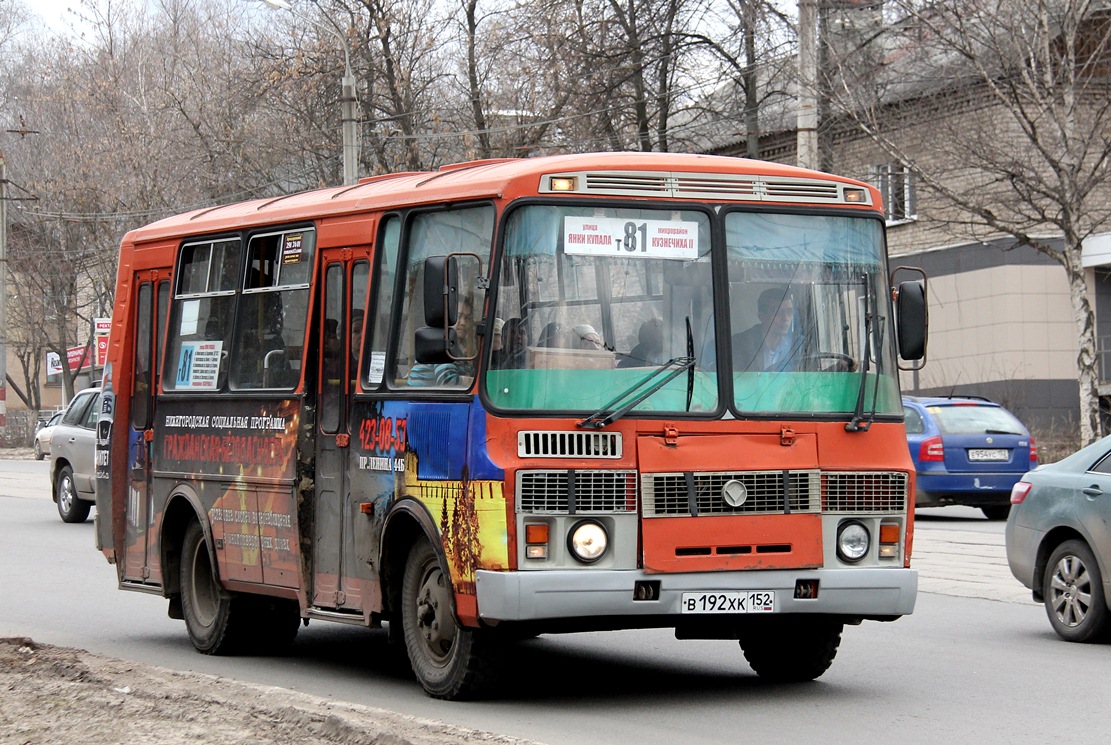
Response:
[55, 465, 91, 523]
[401, 540, 498, 699]
[1043, 539, 1110, 643]
[34, 441, 45, 461]
[981, 505, 1010, 520]
[180, 521, 250, 654]
[740, 617, 843, 682]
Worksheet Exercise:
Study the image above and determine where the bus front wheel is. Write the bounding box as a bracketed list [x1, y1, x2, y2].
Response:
[401, 541, 496, 699]
[739, 617, 843, 682]
[180, 521, 249, 655]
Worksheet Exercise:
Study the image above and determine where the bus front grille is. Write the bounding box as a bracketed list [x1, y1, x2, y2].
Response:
[642, 470, 821, 517]
[822, 471, 908, 513]
[642, 470, 908, 517]
[517, 470, 638, 513]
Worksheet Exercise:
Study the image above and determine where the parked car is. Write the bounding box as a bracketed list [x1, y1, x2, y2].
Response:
[33, 411, 63, 461]
[903, 395, 1036, 520]
[49, 386, 102, 523]
[1006, 435, 1111, 642]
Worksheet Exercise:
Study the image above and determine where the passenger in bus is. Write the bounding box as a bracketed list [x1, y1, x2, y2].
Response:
[573, 324, 604, 349]
[491, 317, 505, 353]
[323, 318, 343, 384]
[538, 322, 574, 348]
[492, 317, 528, 369]
[408, 304, 475, 386]
[350, 310, 364, 371]
[733, 287, 804, 372]
[618, 317, 664, 367]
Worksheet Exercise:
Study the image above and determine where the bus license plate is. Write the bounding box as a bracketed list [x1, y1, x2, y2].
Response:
[968, 448, 1008, 461]
[681, 591, 775, 614]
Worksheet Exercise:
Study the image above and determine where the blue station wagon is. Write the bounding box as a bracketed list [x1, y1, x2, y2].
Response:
[903, 395, 1036, 520]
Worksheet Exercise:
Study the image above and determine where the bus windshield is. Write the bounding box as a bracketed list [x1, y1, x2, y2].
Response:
[487, 204, 717, 415]
[486, 204, 900, 418]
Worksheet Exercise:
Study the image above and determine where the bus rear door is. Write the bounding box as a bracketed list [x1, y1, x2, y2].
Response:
[122, 273, 170, 584]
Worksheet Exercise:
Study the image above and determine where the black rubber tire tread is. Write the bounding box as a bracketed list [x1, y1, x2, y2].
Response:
[56, 465, 92, 524]
[980, 505, 1011, 521]
[740, 617, 843, 682]
[401, 540, 499, 700]
[180, 521, 251, 655]
[1043, 539, 1111, 643]
[246, 597, 301, 652]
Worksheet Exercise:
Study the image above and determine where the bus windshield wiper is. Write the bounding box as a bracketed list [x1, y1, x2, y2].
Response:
[846, 274, 875, 433]
[578, 356, 696, 430]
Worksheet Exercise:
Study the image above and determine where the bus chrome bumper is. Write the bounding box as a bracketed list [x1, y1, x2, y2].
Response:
[475, 567, 918, 621]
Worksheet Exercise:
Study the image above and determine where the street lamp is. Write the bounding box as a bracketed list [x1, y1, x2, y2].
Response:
[262, 0, 360, 185]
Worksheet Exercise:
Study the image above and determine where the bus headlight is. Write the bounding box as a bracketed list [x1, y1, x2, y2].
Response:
[567, 520, 608, 564]
[837, 521, 870, 563]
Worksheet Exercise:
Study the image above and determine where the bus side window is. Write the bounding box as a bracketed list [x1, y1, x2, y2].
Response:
[366, 216, 400, 388]
[391, 206, 493, 388]
[163, 238, 241, 392]
[350, 260, 370, 388]
[131, 283, 153, 429]
[231, 230, 314, 390]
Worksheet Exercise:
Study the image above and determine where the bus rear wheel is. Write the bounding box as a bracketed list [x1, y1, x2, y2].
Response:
[739, 617, 843, 682]
[401, 541, 497, 699]
[180, 521, 250, 655]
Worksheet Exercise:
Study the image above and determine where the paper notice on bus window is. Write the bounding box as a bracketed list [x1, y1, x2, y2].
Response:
[282, 233, 304, 264]
[563, 216, 699, 260]
[180, 299, 201, 336]
[175, 340, 222, 390]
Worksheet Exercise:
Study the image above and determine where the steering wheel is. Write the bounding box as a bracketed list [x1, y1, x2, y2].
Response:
[801, 353, 857, 373]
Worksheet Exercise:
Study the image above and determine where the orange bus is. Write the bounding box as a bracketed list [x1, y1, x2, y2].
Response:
[94, 152, 927, 699]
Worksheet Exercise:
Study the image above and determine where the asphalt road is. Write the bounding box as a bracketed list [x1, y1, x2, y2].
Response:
[3, 458, 1108, 745]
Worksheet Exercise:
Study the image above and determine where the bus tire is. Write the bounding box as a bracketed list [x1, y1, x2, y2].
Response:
[56, 465, 91, 523]
[180, 521, 248, 655]
[401, 540, 496, 699]
[245, 597, 301, 652]
[739, 617, 843, 682]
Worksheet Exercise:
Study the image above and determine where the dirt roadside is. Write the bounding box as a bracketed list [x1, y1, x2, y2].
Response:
[1, 448, 539, 745]
[0, 637, 539, 745]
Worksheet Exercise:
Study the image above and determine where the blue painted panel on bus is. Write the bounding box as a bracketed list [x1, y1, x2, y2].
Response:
[351, 397, 502, 482]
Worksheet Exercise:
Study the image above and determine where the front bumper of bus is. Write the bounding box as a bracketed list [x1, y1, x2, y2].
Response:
[475, 566, 917, 622]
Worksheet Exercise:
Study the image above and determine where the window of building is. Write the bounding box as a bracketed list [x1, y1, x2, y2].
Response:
[872, 162, 916, 225]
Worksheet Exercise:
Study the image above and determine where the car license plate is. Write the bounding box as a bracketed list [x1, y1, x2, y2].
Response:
[968, 448, 1008, 462]
[681, 591, 775, 614]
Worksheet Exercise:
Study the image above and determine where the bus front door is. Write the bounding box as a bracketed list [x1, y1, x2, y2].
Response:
[311, 253, 371, 614]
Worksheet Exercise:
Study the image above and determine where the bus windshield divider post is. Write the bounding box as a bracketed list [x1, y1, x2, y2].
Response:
[845, 273, 874, 433]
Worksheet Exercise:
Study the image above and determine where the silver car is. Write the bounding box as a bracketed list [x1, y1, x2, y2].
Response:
[33, 411, 63, 461]
[1006, 435, 1111, 642]
[48, 386, 102, 523]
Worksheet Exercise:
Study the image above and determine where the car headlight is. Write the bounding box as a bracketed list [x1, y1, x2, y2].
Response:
[567, 520, 608, 564]
[837, 521, 870, 563]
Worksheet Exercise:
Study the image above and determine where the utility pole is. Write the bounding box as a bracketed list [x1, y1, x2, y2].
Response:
[797, 0, 819, 171]
[263, 0, 360, 185]
[0, 152, 8, 433]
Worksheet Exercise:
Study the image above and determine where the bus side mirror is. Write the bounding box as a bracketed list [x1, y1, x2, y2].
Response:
[414, 326, 460, 364]
[423, 256, 460, 328]
[895, 278, 927, 364]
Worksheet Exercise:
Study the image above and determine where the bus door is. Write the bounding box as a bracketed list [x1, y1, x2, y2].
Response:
[312, 249, 370, 611]
[123, 274, 170, 584]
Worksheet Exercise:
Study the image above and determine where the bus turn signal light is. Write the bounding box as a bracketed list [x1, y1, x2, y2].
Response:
[878, 522, 900, 558]
[525, 523, 549, 560]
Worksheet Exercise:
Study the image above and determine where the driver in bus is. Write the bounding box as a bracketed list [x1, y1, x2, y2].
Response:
[732, 287, 804, 372]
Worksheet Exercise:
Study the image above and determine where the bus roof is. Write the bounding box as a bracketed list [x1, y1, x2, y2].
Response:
[122, 151, 880, 245]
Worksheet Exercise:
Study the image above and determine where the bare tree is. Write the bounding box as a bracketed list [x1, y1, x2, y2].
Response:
[825, 0, 1111, 446]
